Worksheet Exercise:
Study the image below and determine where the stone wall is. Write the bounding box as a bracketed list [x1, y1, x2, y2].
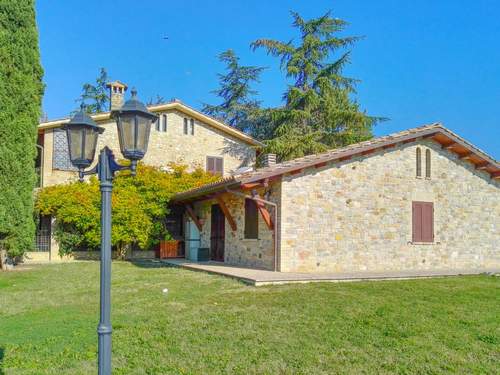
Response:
[41, 109, 256, 187]
[279, 139, 500, 273]
[193, 184, 280, 270]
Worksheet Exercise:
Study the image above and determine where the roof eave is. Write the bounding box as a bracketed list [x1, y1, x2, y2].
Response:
[38, 102, 264, 147]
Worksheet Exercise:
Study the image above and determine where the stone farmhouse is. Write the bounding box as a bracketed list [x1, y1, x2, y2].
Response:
[173, 124, 500, 274]
[31, 82, 500, 275]
[30, 81, 263, 261]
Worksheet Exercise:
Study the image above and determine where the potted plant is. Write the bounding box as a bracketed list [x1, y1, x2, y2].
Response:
[159, 232, 179, 259]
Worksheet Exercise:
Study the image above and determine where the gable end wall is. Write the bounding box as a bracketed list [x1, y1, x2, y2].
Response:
[279, 139, 500, 273]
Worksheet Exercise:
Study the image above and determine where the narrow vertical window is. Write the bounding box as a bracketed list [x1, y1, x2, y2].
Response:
[155, 116, 160, 131]
[190, 118, 195, 135]
[244, 198, 259, 239]
[162, 114, 167, 132]
[183, 118, 188, 134]
[425, 149, 431, 178]
[416, 147, 422, 177]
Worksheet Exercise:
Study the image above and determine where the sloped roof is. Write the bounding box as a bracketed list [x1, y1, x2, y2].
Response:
[173, 123, 500, 202]
[38, 99, 264, 147]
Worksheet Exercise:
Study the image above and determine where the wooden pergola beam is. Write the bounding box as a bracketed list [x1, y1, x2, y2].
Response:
[475, 162, 490, 170]
[185, 204, 202, 231]
[460, 152, 473, 160]
[491, 171, 500, 179]
[241, 182, 262, 190]
[257, 201, 274, 230]
[443, 142, 457, 150]
[215, 196, 237, 231]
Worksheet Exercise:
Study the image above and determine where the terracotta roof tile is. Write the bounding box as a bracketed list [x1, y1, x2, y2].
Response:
[173, 123, 499, 201]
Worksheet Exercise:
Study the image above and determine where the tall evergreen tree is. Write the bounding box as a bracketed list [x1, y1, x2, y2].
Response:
[252, 11, 382, 160]
[76, 67, 109, 113]
[202, 50, 265, 132]
[0, 0, 44, 261]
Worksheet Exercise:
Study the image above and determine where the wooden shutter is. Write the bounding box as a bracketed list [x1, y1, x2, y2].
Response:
[244, 199, 258, 239]
[412, 201, 434, 242]
[206, 157, 215, 174]
[207, 157, 223, 175]
[215, 158, 223, 175]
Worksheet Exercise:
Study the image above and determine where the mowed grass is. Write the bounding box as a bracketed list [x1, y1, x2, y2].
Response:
[0, 262, 499, 374]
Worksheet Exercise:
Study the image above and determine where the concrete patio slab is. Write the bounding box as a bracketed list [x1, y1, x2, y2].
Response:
[161, 259, 498, 286]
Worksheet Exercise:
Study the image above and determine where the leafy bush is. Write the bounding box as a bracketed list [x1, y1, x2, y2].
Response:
[35, 163, 217, 257]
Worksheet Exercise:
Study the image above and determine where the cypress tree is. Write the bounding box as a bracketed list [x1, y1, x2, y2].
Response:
[0, 0, 44, 259]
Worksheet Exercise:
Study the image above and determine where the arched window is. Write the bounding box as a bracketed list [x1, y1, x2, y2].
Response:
[416, 147, 422, 177]
[425, 149, 431, 178]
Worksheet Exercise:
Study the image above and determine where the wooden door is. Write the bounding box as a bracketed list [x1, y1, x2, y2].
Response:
[210, 204, 225, 261]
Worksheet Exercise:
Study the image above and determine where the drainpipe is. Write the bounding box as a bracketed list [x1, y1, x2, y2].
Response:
[225, 187, 279, 272]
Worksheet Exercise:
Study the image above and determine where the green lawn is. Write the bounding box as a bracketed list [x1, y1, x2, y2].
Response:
[0, 262, 498, 374]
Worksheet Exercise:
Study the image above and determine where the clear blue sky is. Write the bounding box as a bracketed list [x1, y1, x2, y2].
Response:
[36, 0, 499, 159]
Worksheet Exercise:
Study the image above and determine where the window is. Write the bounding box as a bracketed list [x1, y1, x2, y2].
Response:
[425, 149, 431, 178]
[412, 201, 434, 242]
[416, 147, 422, 177]
[52, 129, 76, 171]
[190, 118, 195, 135]
[155, 116, 160, 131]
[183, 118, 188, 134]
[206, 156, 223, 175]
[162, 114, 167, 132]
[244, 198, 259, 239]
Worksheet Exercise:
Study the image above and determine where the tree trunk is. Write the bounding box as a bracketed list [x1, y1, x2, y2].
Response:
[0, 248, 7, 271]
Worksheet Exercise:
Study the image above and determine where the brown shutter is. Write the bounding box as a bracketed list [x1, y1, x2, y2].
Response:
[215, 158, 223, 175]
[412, 201, 422, 242]
[244, 198, 258, 239]
[206, 157, 215, 173]
[412, 201, 434, 243]
[421, 202, 434, 242]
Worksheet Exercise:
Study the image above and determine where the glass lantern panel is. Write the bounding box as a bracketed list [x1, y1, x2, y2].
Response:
[119, 114, 136, 153]
[84, 127, 99, 162]
[136, 115, 152, 154]
[68, 126, 84, 161]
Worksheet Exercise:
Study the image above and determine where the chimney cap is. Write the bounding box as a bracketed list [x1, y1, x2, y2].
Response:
[106, 80, 128, 89]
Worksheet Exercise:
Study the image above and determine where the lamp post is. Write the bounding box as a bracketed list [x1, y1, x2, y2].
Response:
[64, 89, 157, 375]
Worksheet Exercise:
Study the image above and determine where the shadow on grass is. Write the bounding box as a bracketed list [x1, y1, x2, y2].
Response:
[129, 259, 176, 269]
[0, 347, 4, 375]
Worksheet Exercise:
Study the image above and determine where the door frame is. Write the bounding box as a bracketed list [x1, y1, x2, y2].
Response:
[210, 204, 225, 261]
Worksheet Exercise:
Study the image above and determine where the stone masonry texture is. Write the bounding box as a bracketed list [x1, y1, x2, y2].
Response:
[41, 109, 256, 187]
[279, 139, 500, 273]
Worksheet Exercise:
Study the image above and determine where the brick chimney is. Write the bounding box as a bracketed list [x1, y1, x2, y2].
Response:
[261, 153, 277, 168]
[106, 81, 128, 111]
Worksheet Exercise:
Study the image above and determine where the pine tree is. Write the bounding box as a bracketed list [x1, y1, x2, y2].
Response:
[0, 0, 44, 261]
[76, 67, 109, 113]
[252, 11, 382, 160]
[203, 50, 265, 132]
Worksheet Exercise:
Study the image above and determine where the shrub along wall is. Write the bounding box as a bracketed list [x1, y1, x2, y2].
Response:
[0, 1, 44, 259]
[36, 163, 218, 257]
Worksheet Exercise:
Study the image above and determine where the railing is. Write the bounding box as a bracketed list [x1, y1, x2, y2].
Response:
[34, 229, 50, 252]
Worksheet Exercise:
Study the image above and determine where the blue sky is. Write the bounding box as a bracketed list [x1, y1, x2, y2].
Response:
[36, 0, 499, 158]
